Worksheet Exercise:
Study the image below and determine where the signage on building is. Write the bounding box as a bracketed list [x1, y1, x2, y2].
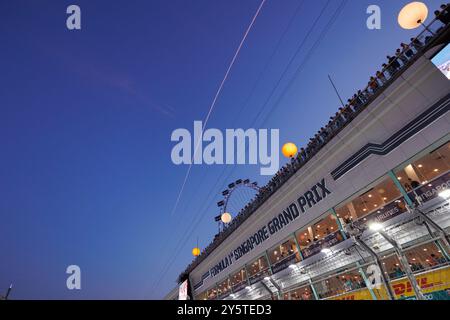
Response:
[271, 254, 298, 274]
[209, 178, 332, 278]
[352, 198, 408, 230]
[408, 172, 450, 204]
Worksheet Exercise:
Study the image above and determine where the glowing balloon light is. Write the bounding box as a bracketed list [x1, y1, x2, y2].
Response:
[221, 212, 232, 224]
[192, 247, 201, 257]
[282, 143, 298, 158]
[398, 2, 428, 29]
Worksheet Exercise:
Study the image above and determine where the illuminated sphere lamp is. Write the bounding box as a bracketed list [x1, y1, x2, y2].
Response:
[282, 142, 298, 158]
[398, 2, 429, 29]
[192, 247, 201, 257]
[221, 212, 232, 224]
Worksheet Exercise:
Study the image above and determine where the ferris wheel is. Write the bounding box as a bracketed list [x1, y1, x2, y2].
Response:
[215, 179, 260, 232]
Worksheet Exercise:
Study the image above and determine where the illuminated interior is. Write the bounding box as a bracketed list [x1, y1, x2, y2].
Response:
[230, 267, 247, 288]
[284, 285, 315, 300]
[267, 238, 300, 265]
[335, 177, 402, 224]
[395, 142, 450, 190]
[248, 255, 270, 277]
[296, 213, 340, 249]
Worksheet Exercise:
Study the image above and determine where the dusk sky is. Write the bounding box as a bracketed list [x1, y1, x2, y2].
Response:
[0, 0, 445, 299]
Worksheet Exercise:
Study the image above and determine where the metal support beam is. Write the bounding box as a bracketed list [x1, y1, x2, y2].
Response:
[264, 250, 274, 275]
[389, 170, 450, 260]
[292, 233, 305, 260]
[356, 262, 377, 300]
[413, 207, 450, 249]
[378, 230, 426, 300]
[268, 278, 281, 292]
[354, 236, 395, 300]
[260, 280, 274, 298]
[388, 170, 414, 207]
[331, 208, 348, 240]
[308, 278, 320, 300]
[268, 278, 281, 300]
[244, 264, 251, 286]
[420, 218, 450, 261]
[435, 240, 450, 262]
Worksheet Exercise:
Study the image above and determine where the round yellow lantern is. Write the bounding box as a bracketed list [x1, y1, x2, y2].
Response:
[398, 2, 428, 29]
[221, 212, 232, 224]
[192, 247, 201, 257]
[282, 142, 298, 158]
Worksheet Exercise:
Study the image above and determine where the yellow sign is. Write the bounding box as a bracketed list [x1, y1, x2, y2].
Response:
[329, 266, 450, 300]
[390, 266, 450, 299]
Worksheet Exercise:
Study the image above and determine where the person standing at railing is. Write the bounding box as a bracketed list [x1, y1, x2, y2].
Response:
[354, 91, 363, 106]
[369, 76, 379, 93]
[435, 9, 450, 24]
[347, 97, 356, 111]
[409, 178, 420, 189]
[396, 48, 409, 65]
[411, 37, 423, 52]
[387, 55, 401, 74]
[376, 70, 387, 84]
[318, 127, 329, 143]
[381, 63, 391, 80]
[440, 3, 450, 17]
[400, 43, 414, 59]
[339, 106, 352, 121]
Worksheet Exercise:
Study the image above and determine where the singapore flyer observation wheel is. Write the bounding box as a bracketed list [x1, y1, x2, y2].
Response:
[215, 179, 260, 232]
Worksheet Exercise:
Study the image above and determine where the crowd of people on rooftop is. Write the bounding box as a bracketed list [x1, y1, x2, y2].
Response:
[179, 4, 450, 282]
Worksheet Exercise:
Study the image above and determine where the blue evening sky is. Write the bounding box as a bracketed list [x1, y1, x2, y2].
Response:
[0, 0, 444, 299]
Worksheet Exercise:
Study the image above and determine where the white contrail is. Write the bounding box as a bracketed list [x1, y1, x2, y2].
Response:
[170, 0, 267, 217]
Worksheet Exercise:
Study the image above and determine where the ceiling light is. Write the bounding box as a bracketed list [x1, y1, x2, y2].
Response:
[369, 222, 383, 232]
[439, 190, 450, 199]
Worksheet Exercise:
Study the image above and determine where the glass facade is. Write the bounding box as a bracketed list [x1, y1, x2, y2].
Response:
[382, 254, 405, 280]
[217, 278, 231, 298]
[395, 142, 450, 205]
[314, 269, 367, 300]
[404, 242, 449, 272]
[335, 177, 402, 225]
[396, 142, 450, 190]
[195, 141, 450, 300]
[230, 267, 247, 291]
[248, 255, 271, 284]
[267, 237, 301, 274]
[284, 285, 316, 300]
[295, 213, 345, 259]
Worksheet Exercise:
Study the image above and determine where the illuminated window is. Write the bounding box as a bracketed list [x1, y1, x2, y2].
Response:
[207, 288, 217, 300]
[395, 142, 450, 192]
[335, 177, 401, 224]
[404, 242, 448, 272]
[217, 278, 231, 297]
[296, 213, 342, 249]
[196, 290, 209, 300]
[286, 285, 316, 300]
[296, 227, 313, 249]
[247, 255, 270, 278]
[230, 268, 247, 288]
[382, 255, 405, 280]
[267, 237, 300, 265]
[314, 269, 366, 299]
